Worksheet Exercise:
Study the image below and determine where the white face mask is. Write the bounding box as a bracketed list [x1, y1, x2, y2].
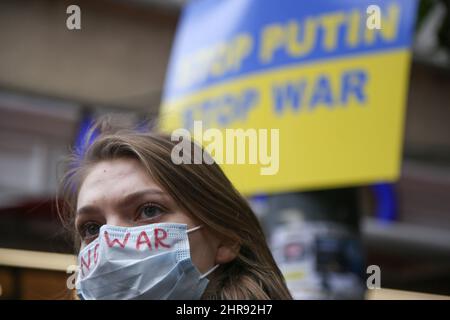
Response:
[76, 223, 219, 300]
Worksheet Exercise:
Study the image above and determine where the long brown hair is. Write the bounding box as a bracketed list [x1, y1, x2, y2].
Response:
[58, 119, 292, 300]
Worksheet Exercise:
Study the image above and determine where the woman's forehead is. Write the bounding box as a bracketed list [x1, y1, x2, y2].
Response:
[76, 159, 161, 208]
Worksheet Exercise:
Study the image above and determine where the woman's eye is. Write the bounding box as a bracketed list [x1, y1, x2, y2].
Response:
[138, 203, 164, 220]
[81, 222, 100, 239]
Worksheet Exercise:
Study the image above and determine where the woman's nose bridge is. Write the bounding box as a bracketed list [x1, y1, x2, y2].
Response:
[106, 215, 135, 228]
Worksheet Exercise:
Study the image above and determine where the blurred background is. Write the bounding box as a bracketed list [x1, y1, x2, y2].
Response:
[0, 0, 449, 299]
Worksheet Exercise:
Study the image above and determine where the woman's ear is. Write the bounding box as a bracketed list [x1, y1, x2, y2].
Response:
[215, 242, 240, 264]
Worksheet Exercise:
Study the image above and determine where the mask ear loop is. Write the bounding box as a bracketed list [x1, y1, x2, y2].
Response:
[186, 225, 221, 279]
[200, 264, 220, 279]
[187, 225, 203, 233]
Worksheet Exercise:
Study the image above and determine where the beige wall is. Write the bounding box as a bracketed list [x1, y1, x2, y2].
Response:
[0, 0, 178, 111]
[405, 62, 450, 151]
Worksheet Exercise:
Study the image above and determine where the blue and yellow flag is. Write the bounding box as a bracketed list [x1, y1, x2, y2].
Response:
[161, 0, 418, 195]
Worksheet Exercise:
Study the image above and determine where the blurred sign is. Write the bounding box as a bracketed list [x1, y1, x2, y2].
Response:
[161, 0, 418, 194]
[270, 221, 366, 300]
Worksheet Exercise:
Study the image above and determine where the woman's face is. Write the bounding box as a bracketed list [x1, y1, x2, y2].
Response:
[76, 158, 220, 274]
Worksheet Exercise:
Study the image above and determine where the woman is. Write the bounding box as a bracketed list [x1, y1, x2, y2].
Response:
[58, 120, 292, 300]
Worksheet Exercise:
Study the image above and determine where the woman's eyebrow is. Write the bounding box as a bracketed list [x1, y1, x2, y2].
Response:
[76, 205, 102, 217]
[76, 189, 168, 217]
[118, 188, 167, 208]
